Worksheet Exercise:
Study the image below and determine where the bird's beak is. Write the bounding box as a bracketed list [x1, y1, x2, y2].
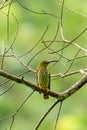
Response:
[47, 60, 59, 64]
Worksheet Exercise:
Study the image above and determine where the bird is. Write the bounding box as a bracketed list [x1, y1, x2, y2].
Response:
[36, 60, 58, 99]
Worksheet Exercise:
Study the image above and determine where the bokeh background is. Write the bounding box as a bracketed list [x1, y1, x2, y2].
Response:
[0, 0, 87, 130]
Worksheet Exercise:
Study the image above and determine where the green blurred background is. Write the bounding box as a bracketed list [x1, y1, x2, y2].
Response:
[0, 0, 87, 130]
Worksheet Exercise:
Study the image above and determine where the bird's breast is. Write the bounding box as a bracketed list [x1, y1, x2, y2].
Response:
[37, 68, 49, 88]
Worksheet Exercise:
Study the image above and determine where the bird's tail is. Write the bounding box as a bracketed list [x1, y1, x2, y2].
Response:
[43, 93, 49, 99]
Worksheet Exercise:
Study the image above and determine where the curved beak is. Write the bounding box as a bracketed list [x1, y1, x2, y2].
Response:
[47, 60, 59, 64]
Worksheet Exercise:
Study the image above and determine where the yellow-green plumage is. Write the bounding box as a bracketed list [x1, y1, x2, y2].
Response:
[36, 60, 58, 99]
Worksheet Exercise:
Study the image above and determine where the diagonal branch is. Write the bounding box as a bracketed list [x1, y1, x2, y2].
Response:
[0, 70, 87, 100]
[34, 73, 87, 129]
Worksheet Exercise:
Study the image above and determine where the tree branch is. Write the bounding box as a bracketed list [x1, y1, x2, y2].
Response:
[0, 70, 87, 101]
[52, 68, 87, 78]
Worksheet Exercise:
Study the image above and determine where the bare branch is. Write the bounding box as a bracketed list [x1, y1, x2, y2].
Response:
[1, 41, 6, 69]
[26, 25, 49, 65]
[0, 90, 34, 129]
[64, 6, 87, 18]
[0, 0, 87, 129]
[64, 49, 81, 74]
[7, 0, 14, 40]
[6, 13, 19, 53]
[11, 48, 35, 72]
[54, 101, 63, 130]
[52, 68, 87, 78]
[0, 70, 87, 100]
[34, 73, 87, 129]
[0, 82, 14, 96]
[50, 27, 87, 54]
[34, 99, 60, 130]
[17, 1, 60, 19]
[9, 90, 34, 130]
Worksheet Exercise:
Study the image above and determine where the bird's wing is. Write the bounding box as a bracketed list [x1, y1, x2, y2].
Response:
[36, 69, 39, 87]
[48, 72, 50, 90]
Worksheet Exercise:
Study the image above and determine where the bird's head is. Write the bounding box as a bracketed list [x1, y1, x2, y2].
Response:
[38, 60, 58, 68]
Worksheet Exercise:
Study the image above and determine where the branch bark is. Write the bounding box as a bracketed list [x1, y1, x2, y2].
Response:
[0, 70, 87, 101]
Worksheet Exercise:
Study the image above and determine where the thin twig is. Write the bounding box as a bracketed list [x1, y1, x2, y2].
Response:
[6, 13, 19, 53]
[0, 0, 7, 9]
[54, 101, 63, 130]
[68, 54, 87, 61]
[43, 40, 69, 61]
[51, 27, 87, 54]
[0, 82, 14, 96]
[42, 21, 61, 58]
[43, 21, 60, 49]
[34, 73, 87, 129]
[0, 80, 10, 86]
[44, 40, 87, 54]
[64, 49, 81, 74]
[1, 42, 6, 69]
[17, 1, 60, 19]
[34, 99, 61, 130]
[60, 0, 64, 27]
[64, 6, 87, 18]
[9, 90, 35, 130]
[0, 90, 34, 129]
[11, 48, 35, 72]
[51, 68, 87, 78]
[7, 0, 14, 41]
[19, 25, 49, 58]
[27, 25, 49, 65]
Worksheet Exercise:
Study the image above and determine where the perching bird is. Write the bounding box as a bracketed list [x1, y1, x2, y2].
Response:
[36, 60, 58, 99]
